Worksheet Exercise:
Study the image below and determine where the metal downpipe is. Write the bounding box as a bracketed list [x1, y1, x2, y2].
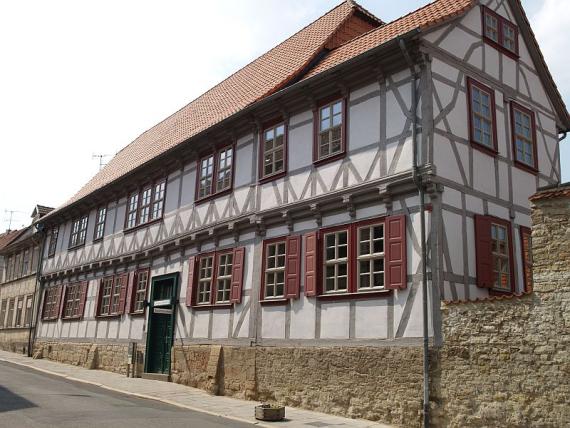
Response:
[399, 38, 430, 427]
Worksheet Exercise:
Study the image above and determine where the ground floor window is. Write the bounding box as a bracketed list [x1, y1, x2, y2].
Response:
[42, 286, 62, 321]
[304, 215, 406, 297]
[24, 295, 33, 326]
[130, 268, 150, 313]
[0, 299, 7, 328]
[186, 247, 245, 307]
[97, 274, 128, 316]
[15, 297, 23, 327]
[260, 236, 301, 301]
[62, 282, 88, 320]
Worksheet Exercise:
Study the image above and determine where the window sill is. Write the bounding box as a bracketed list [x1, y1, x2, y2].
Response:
[483, 37, 519, 60]
[124, 217, 163, 235]
[513, 160, 538, 175]
[96, 313, 122, 319]
[259, 171, 286, 185]
[191, 303, 233, 310]
[317, 290, 392, 301]
[194, 188, 233, 205]
[260, 298, 289, 306]
[67, 243, 86, 251]
[470, 141, 498, 157]
[41, 317, 58, 322]
[92, 237, 104, 244]
[313, 151, 345, 167]
[129, 310, 146, 316]
[61, 316, 83, 321]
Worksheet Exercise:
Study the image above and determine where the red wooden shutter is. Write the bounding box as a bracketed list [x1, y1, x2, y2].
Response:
[78, 281, 89, 318]
[230, 247, 245, 304]
[285, 235, 301, 299]
[385, 215, 407, 290]
[304, 231, 318, 297]
[186, 256, 197, 307]
[94, 280, 103, 316]
[118, 273, 129, 314]
[475, 215, 493, 288]
[124, 271, 136, 313]
[520, 226, 533, 293]
[57, 284, 66, 319]
[41, 289, 48, 319]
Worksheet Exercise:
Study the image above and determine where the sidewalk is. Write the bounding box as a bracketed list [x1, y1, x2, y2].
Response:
[0, 349, 390, 428]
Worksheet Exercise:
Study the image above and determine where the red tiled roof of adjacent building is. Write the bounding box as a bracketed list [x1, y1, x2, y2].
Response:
[0, 229, 24, 252]
[529, 182, 570, 201]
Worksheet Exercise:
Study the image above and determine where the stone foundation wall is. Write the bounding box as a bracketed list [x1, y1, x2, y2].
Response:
[0, 328, 30, 354]
[430, 190, 570, 427]
[34, 341, 138, 375]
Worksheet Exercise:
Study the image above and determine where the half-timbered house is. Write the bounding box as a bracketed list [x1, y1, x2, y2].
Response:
[30, 0, 569, 423]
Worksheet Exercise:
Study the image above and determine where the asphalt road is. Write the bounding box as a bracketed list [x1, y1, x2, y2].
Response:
[0, 360, 250, 428]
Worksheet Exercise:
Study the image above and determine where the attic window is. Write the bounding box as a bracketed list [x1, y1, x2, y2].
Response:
[481, 6, 519, 57]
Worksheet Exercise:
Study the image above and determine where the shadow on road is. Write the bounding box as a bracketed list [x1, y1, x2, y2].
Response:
[0, 385, 37, 413]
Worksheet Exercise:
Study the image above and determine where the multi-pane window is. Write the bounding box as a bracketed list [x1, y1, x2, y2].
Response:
[491, 223, 511, 292]
[357, 224, 385, 290]
[99, 277, 114, 316]
[48, 226, 59, 257]
[192, 250, 241, 306]
[468, 78, 496, 151]
[482, 7, 518, 56]
[317, 100, 344, 160]
[511, 103, 536, 169]
[216, 253, 233, 303]
[197, 146, 234, 200]
[24, 295, 33, 326]
[94, 207, 107, 240]
[126, 193, 139, 229]
[0, 299, 6, 328]
[69, 215, 88, 248]
[42, 286, 61, 320]
[131, 269, 150, 313]
[15, 297, 23, 327]
[124, 178, 167, 230]
[22, 249, 30, 276]
[261, 123, 286, 179]
[7, 299, 15, 327]
[63, 283, 82, 319]
[98, 274, 127, 316]
[197, 256, 214, 304]
[264, 242, 286, 299]
[324, 230, 349, 293]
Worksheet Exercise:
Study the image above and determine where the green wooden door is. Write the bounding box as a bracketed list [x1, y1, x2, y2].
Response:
[145, 273, 178, 374]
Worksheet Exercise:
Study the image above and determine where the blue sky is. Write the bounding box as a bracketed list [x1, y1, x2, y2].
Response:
[0, 0, 567, 230]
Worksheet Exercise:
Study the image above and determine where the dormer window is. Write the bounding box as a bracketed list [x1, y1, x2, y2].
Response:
[196, 145, 234, 201]
[482, 6, 518, 57]
[124, 178, 167, 230]
[69, 215, 88, 248]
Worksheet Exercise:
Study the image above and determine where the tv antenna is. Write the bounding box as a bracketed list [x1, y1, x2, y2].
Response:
[92, 153, 111, 171]
[4, 209, 24, 231]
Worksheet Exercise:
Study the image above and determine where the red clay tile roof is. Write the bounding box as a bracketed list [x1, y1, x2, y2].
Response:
[304, 0, 474, 79]
[50, 1, 377, 217]
[0, 229, 24, 252]
[529, 182, 570, 201]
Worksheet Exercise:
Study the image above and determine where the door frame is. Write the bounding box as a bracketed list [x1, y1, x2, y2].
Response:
[144, 272, 179, 375]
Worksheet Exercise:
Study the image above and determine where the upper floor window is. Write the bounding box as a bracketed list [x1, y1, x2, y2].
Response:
[69, 215, 88, 248]
[186, 247, 245, 307]
[314, 98, 346, 164]
[47, 226, 59, 257]
[475, 215, 514, 293]
[481, 6, 519, 57]
[197, 145, 234, 201]
[467, 77, 497, 153]
[125, 178, 167, 230]
[304, 216, 407, 298]
[260, 122, 286, 181]
[511, 102, 537, 171]
[93, 207, 107, 241]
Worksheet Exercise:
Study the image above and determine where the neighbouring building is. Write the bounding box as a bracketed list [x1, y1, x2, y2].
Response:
[25, 0, 568, 426]
[0, 205, 52, 354]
